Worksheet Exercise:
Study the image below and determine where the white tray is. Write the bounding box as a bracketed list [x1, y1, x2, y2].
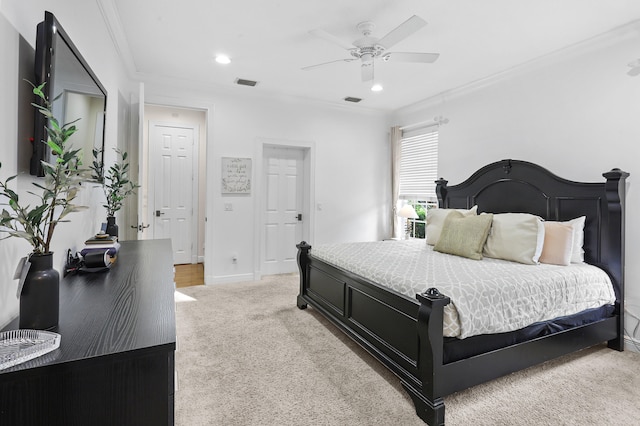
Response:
[0, 329, 61, 370]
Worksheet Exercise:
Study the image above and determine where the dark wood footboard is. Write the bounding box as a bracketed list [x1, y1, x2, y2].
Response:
[297, 240, 453, 424]
[297, 241, 424, 383]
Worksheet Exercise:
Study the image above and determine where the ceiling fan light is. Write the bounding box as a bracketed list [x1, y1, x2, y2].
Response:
[215, 54, 231, 64]
[371, 83, 383, 92]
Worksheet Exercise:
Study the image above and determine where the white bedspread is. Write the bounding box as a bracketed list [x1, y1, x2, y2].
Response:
[309, 240, 615, 339]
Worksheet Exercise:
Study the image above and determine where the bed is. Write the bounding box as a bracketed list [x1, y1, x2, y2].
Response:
[295, 159, 628, 425]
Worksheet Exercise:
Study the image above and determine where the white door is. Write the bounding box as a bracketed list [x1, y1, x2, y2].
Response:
[149, 123, 195, 264]
[262, 147, 304, 275]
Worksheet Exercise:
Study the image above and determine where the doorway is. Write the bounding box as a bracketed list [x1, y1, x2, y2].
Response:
[148, 121, 198, 264]
[258, 143, 313, 276]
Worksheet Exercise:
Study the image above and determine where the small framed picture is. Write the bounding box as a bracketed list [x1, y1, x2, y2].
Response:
[221, 157, 252, 194]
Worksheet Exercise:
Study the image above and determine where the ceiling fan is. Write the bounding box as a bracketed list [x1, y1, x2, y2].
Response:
[302, 15, 439, 82]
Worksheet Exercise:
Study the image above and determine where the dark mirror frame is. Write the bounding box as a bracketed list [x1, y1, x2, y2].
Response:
[31, 11, 107, 176]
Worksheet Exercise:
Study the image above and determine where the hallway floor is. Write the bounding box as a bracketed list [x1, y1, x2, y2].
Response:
[174, 263, 204, 288]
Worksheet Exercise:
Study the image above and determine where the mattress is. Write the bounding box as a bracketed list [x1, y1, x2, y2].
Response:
[309, 240, 616, 339]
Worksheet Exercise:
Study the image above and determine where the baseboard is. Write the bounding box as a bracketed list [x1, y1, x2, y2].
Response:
[206, 273, 255, 285]
[624, 336, 640, 353]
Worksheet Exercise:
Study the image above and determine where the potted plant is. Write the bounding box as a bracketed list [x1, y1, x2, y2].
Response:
[0, 82, 87, 330]
[90, 148, 139, 238]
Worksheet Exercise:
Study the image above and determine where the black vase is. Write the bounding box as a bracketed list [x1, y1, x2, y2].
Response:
[19, 252, 59, 331]
[106, 216, 118, 238]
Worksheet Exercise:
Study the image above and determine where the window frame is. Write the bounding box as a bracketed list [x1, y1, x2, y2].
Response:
[397, 126, 439, 239]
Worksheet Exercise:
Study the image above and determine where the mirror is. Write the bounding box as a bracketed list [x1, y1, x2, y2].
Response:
[31, 11, 106, 176]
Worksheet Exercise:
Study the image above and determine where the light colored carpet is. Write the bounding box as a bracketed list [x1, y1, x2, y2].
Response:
[175, 274, 640, 425]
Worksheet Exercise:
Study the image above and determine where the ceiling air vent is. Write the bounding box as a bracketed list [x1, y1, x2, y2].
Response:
[235, 78, 258, 87]
[344, 96, 362, 103]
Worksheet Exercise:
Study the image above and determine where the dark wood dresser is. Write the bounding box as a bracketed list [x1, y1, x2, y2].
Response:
[0, 239, 176, 426]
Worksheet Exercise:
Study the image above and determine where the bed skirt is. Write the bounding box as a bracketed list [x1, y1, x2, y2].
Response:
[443, 304, 615, 363]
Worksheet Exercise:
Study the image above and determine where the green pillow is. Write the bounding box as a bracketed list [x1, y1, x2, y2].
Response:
[434, 211, 494, 260]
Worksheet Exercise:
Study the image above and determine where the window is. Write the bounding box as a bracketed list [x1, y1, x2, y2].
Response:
[399, 128, 439, 200]
[398, 127, 439, 239]
[403, 200, 437, 238]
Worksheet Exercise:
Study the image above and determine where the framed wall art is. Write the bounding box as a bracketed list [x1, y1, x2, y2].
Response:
[221, 157, 252, 194]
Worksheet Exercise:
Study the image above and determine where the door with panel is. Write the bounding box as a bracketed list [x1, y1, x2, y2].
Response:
[262, 147, 305, 275]
[149, 123, 196, 264]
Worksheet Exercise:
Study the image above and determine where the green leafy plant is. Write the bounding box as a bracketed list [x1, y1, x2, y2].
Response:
[0, 82, 87, 254]
[90, 148, 139, 217]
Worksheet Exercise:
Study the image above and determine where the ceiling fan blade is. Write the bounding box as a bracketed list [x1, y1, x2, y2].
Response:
[361, 63, 374, 82]
[309, 29, 355, 50]
[302, 58, 356, 71]
[377, 15, 427, 49]
[627, 66, 640, 77]
[383, 52, 440, 63]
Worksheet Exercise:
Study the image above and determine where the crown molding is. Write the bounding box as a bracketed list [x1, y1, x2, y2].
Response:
[96, 0, 138, 78]
[395, 19, 640, 116]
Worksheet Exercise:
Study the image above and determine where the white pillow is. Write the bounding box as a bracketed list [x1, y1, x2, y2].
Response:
[546, 216, 586, 263]
[483, 213, 545, 265]
[569, 216, 585, 263]
[426, 206, 478, 245]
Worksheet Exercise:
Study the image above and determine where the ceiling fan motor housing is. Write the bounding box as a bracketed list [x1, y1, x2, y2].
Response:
[350, 45, 385, 62]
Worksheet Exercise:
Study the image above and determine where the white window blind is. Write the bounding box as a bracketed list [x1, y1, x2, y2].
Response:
[399, 128, 438, 200]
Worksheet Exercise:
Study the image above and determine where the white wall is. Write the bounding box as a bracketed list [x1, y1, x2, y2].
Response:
[393, 24, 640, 345]
[0, 1, 134, 327]
[0, 9, 22, 327]
[143, 82, 391, 284]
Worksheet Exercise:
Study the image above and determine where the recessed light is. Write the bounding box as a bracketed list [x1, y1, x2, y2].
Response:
[215, 54, 231, 65]
[371, 84, 383, 92]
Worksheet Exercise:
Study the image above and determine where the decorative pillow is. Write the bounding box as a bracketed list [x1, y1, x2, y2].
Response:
[567, 216, 586, 263]
[541, 216, 586, 263]
[426, 205, 478, 245]
[539, 222, 574, 266]
[483, 213, 545, 265]
[434, 211, 493, 260]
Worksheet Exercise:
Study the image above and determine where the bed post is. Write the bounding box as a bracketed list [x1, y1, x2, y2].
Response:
[402, 288, 450, 426]
[602, 168, 629, 351]
[435, 178, 448, 208]
[296, 241, 311, 309]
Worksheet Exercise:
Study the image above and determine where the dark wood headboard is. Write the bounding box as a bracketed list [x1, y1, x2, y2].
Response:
[435, 159, 628, 306]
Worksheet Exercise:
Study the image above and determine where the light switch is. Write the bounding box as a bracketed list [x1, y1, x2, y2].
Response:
[224, 203, 233, 211]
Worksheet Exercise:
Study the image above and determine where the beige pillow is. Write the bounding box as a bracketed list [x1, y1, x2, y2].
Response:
[542, 216, 586, 263]
[434, 211, 493, 260]
[483, 213, 545, 264]
[426, 205, 478, 245]
[539, 222, 574, 266]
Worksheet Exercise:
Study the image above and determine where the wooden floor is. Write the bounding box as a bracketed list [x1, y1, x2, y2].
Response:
[174, 263, 204, 288]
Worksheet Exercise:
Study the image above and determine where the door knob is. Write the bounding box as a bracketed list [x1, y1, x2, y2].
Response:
[132, 223, 151, 231]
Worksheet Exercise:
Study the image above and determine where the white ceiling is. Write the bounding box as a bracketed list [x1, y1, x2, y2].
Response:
[109, 0, 640, 112]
